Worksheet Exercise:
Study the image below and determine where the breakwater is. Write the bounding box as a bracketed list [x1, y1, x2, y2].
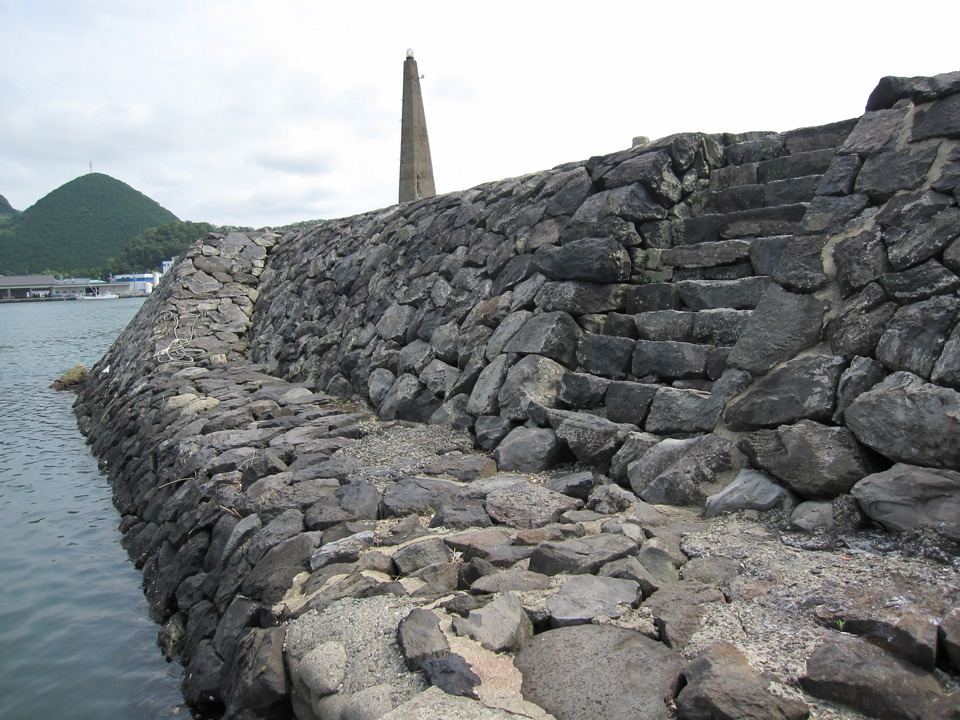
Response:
[75, 72, 960, 720]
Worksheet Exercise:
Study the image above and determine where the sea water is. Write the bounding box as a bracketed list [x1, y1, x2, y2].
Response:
[0, 299, 188, 719]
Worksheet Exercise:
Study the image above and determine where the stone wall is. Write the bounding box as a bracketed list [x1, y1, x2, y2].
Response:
[246, 74, 960, 523]
[73, 71, 960, 719]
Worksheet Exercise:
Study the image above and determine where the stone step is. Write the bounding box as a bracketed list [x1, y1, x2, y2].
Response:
[695, 174, 823, 214]
[627, 275, 773, 313]
[680, 203, 808, 245]
[709, 148, 837, 192]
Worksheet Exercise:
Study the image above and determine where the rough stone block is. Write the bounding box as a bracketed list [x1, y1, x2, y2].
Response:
[675, 277, 771, 310]
[855, 146, 939, 200]
[846, 372, 960, 469]
[727, 285, 826, 373]
[576, 334, 635, 379]
[632, 340, 709, 379]
[605, 381, 658, 425]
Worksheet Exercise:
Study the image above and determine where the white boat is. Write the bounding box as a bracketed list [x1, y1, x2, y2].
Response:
[75, 291, 120, 300]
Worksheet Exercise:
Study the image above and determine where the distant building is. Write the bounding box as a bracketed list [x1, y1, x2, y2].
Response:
[0, 275, 56, 299]
[162, 259, 175, 275]
[113, 272, 161, 295]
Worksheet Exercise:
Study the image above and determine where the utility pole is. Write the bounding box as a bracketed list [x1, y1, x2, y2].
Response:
[399, 49, 436, 203]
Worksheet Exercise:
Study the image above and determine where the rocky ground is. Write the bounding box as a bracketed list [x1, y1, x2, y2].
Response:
[276, 419, 960, 720]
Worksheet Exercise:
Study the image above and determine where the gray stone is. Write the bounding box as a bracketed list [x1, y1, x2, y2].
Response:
[398, 608, 450, 671]
[599, 556, 661, 598]
[534, 279, 628, 314]
[738, 421, 875, 499]
[492, 426, 563, 473]
[636, 544, 680, 586]
[310, 531, 375, 571]
[691, 308, 751, 346]
[679, 556, 742, 586]
[639, 434, 737, 506]
[817, 154, 863, 195]
[379, 373, 438, 423]
[223, 626, 288, 717]
[833, 231, 890, 297]
[662, 240, 751, 269]
[634, 309, 694, 341]
[393, 538, 452, 576]
[420, 654, 481, 699]
[675, 277, 771, 310]
[296, 641, 347, 698]
[643, 581, 726, 650]
[548, 411, 633, 467]
[880, 259, 960, 302]
[514, 625, 682, 720]
[703, 469, 797, 517]
[876, 296, 960, 379]
[497, 355, 566, 421]
[533, 236, 631, 282]
[558, 371, 610, 409]
[474, 416, 513, 451]
[547, 574, 639, 627]
[544, 470, 604, 501]
[933, 322, 960, 387]
[855, 146, 939, 201]
[377, 686, 515, 719]
[380, 477, 461, 518]
[484, 481, 582, 529]
[576, 334, 634, 379]
[602, 149, 683, 204]
[469, 569, 551, 594]
[801, 638, 944, 720]
[528, 533, 637, 576]
[677, 642, 810, 720]
[887, 207, 960, 270]
[912, 91, 960, 140]
[341, 684, 395, 720]
[571, 184, 667, 224]
[727, 285, 826, 374]
[840, 107, 909, 154]
[605, 381, 657, 425]
[305, 481, 379, 531]
[772, 234, 829, 292]
[833, 356, 888, 425]
[503, 311, 582, 365]
[429, 499, 492, 530]
[941, 608, 960, 674]
[846, 371, 960, 468]
[609, 431, 662, 482]
[644, 386, 722, 435]
[627, 437, 698, 496]
[466, 355, 510, 417]
[851, 464, 960, 541]
[829, 284, 898, 358]
[586, 483, 638, 514]
[452, 592, 533, 652]
[725, 354, 846, 431]
[632, 340, 709, 379]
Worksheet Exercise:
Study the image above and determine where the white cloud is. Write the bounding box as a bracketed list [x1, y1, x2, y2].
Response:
[1, 0, 959, 228]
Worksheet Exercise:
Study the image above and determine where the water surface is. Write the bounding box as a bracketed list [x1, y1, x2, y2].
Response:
[0, 298, 188, 719]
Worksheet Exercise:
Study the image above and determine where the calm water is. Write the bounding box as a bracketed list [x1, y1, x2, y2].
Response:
[0, 299, 188, 719]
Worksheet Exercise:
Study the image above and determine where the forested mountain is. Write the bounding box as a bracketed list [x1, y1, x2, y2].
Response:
[0, 194, 19, 224]
[107, 220, 215, 274]
[0, 173, 178, 276]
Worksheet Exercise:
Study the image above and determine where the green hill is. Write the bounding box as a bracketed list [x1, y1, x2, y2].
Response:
[0, 173, 178, 275]
[0, 193, 19, 225]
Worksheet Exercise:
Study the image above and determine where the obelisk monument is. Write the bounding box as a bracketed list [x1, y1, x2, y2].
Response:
[399, 49, 436, 203]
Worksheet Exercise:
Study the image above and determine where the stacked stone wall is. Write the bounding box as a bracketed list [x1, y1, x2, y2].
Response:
[72, 71, 960, 719]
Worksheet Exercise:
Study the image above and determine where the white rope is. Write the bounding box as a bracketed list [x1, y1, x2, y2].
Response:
[153, 310, 207, 364]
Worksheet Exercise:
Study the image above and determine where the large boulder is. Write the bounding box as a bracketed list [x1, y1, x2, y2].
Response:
[724, 354, 846, 431]
[514, 625, 682, 720]
[801, 638, 945, 720]
[677, 642, 809, 720]
[851, 464, 960, 541]
[737, 420, 875, 499]
[845, 371, 960, 468]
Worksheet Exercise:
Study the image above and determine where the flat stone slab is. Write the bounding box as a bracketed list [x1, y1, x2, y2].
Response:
[801, 637, 945, 720]
[514, 624, 682, 720]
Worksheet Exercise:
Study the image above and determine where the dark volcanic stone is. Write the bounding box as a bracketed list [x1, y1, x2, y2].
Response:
[514, 625, 682, 720]
[851, 464, 960, 541]
[725, 355, 846, 431]
[846, 371, 960, 469]
[528, 533, 637, 576]
[677, 642, 809, 720]
[727, 285, 826, 374]
[800, 638, 944, 720]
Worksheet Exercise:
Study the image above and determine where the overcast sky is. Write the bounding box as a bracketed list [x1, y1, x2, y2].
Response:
[2, 1, 958, 229]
